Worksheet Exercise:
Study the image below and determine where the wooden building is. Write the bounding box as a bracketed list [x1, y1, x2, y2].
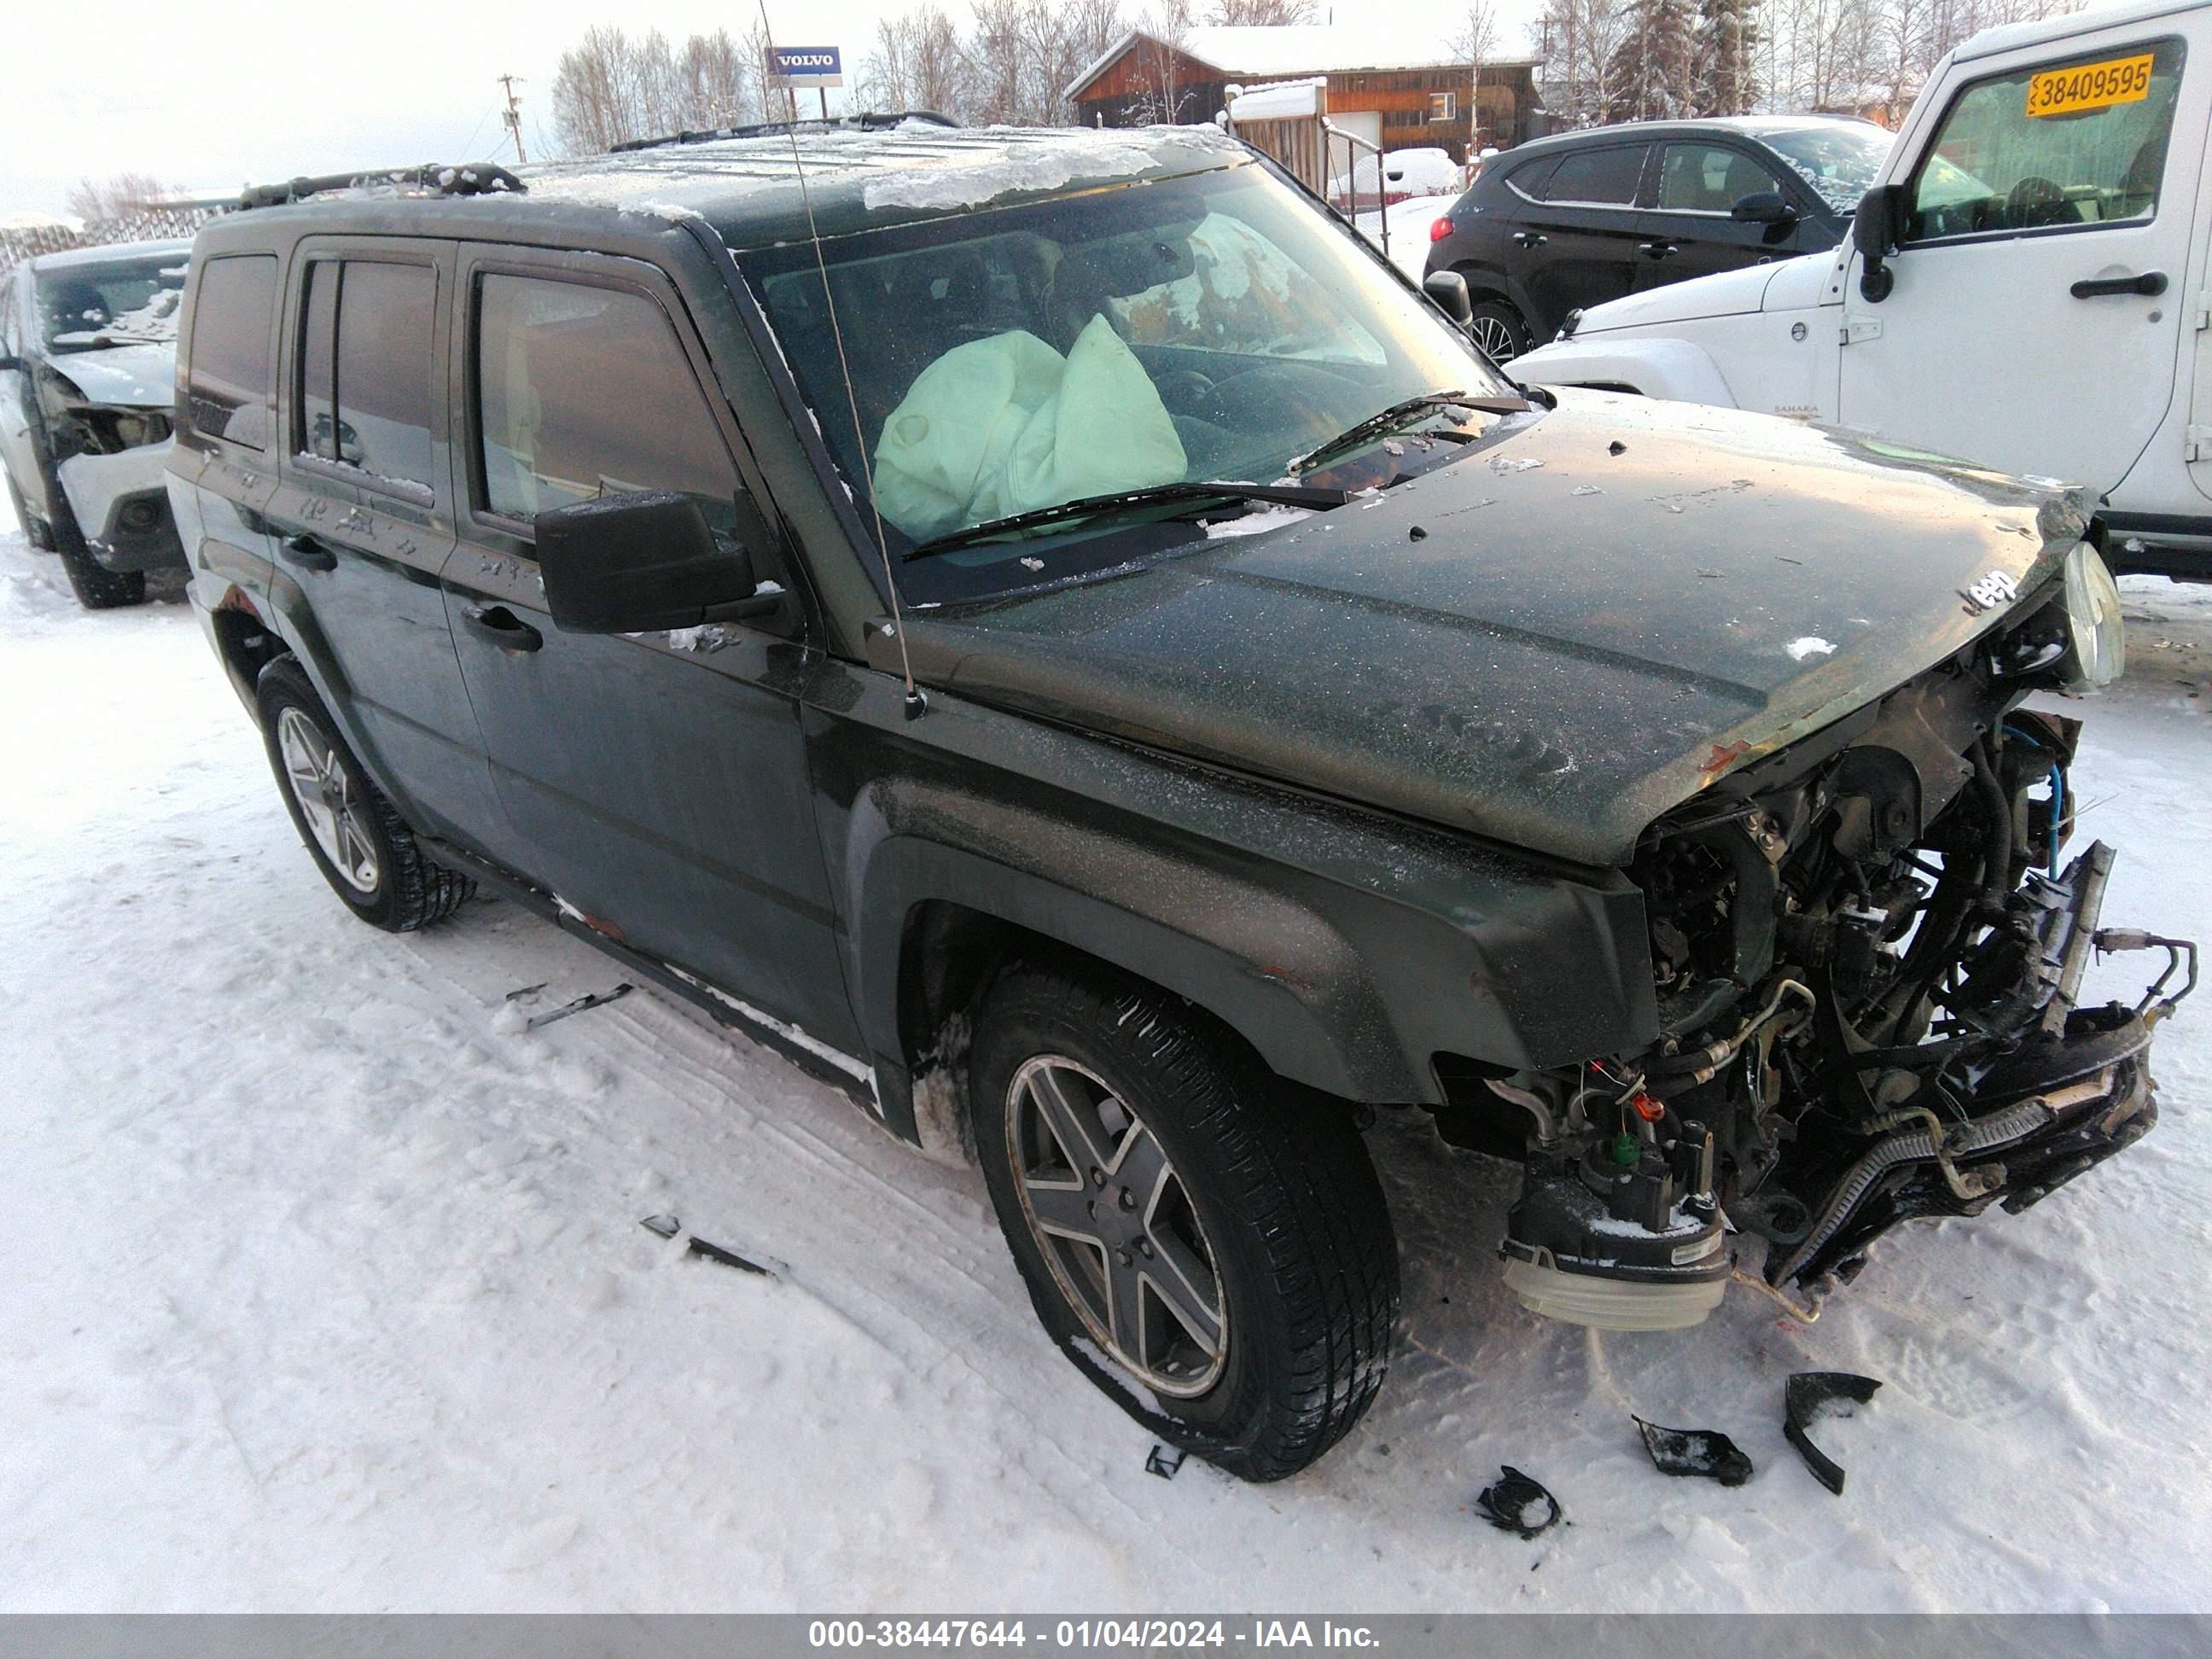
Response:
[1063, 20, 1549, 160]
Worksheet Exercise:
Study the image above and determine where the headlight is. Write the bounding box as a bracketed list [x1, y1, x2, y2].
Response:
[2059, 541, 2124, 690]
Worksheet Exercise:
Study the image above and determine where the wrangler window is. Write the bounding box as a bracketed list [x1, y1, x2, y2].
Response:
[473, 274, 740, 534]
[1906, 37, 2185, 240]
[187, 254, 276, 450]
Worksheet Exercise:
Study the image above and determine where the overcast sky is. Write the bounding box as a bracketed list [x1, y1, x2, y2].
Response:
[0, 0, 911, 218]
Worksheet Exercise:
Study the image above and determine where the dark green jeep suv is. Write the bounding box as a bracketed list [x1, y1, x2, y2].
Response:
[167, 123, 2188, 1480]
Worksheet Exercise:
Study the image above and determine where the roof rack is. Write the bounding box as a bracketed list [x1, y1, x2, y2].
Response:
[234, 163, 527, 212]
[607, 110, 958, 154]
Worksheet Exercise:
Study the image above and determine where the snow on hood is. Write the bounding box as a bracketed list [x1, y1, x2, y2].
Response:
[1571, 260, 1784, 335]
[45, 342, 177, 410]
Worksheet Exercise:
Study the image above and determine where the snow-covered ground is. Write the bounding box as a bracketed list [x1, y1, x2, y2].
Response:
[3, 488, 2210, 1612]
[1359, 195, 1456, 282]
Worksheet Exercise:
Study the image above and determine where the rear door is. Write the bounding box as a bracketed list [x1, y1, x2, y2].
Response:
[262, 239, 508, 853]
[441, 247, 859, 1051]
[0, 272, 39, 518]
[1510, 142, 1654, 332]
[1838, 27, 2202, 493]
[1640, 140, 1812, 288]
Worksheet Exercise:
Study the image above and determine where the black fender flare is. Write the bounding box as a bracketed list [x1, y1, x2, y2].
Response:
[845, 783, 1420, 1130]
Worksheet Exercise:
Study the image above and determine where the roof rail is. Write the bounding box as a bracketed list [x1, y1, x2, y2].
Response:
[234, 163, 527, 212]
[607, 110, 958, 154]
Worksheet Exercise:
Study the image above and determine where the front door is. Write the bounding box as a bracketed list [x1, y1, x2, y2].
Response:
[441, 248, 859, 1054]
[1839, 27, 2202, 494]
[262, 240, 508, 853]
[1640, 140, 1811, 289]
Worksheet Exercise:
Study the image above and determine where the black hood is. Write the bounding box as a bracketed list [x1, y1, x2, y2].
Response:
[884, 392, 2084, 866]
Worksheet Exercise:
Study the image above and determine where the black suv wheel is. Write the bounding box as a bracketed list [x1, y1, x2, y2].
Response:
[1468, 297, 1534, 363]
[256, 658, 474, 931]
[971, 958, 1400, 1481]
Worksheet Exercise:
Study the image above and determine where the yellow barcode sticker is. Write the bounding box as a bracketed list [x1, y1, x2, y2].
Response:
[2026, 52, 2156, 117]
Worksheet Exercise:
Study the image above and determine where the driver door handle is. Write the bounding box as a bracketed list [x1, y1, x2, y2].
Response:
[2069, 271, 2166, 298]
[1639, 241, 1679, 260]
[280, 534, 336, 572]
[463, 604, 543, 653]
[1512, 230, 1548, 247]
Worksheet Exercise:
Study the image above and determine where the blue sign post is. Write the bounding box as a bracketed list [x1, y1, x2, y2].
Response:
[768, 46, 843, 118]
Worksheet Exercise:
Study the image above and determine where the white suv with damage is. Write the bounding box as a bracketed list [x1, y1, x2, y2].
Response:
[1511, 0, 2212, 578]
[0, 239, 191, 607]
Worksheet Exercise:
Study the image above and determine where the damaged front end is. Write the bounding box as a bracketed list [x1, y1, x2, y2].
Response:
[44, 361, 185, 573]
[1495, 544, 2195, 1329]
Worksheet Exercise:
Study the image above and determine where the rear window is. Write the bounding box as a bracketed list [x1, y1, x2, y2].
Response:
[1541, 146, 1649, 206]
[186, 254, 276, 450]
[297, 259, 439, 494]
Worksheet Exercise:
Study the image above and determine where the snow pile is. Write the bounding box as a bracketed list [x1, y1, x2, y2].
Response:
[1, 487, 2209, 1611]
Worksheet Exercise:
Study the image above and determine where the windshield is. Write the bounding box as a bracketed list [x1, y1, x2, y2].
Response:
[1761, 124, 1895, 217]
[739, 160, 1516, 598]
[37, 253, 187, 353]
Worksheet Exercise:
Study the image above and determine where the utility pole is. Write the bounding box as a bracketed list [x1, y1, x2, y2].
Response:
[498, 73, 527, 165]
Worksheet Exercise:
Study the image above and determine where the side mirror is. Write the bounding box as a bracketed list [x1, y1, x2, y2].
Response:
[1853, 183, 1907, 303]
[535, 490, 769, 634]
[1423, 269, 1474, 327]
[1730, 191, 1796, 226]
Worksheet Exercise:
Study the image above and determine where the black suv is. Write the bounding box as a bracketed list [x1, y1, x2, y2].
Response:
[172, 125, 2183, 1481]
[1423, 116, 1893, 358]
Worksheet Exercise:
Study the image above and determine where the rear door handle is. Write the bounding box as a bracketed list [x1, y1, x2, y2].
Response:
[1512, 230, 1548, 247]
[1639, 241, 1679, 259]
[280, 534, 336, 572]
[2069, 271, 2166, 298]
[463, 604, 543, 653]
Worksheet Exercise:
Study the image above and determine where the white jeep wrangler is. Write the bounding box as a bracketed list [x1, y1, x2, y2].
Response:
[1511, 0, 2212, 577]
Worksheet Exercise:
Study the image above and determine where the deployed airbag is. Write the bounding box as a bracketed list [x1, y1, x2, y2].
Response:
[873, 315, 1187, 541]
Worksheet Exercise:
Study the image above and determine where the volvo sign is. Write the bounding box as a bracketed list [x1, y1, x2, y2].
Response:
[767, 46, 843, 89]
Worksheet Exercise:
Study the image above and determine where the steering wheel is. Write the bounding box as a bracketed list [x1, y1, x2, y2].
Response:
[1151, 367, 1218, 416]
[1198, 363, 1366, 447]
[2005, 175, 2071, 229]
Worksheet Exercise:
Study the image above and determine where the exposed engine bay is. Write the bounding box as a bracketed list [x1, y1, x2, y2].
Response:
[1493, 549, 2197, 1330]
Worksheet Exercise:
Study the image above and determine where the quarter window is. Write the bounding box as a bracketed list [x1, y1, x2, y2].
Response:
[186, 254, 278, 450]
[1657, 144, 1784, 212]
[1906, 37, 2184, 241]
[474, 274, 739, 530]
[1540, 146, 1649, 206]
[296, 259, 438, 492]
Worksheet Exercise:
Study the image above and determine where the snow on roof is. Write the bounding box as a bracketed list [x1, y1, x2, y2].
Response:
[1068, 12, 1551, 102]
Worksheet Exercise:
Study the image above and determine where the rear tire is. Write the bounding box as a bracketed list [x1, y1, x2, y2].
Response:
[1467, 296, 1534, 363]
[971, 957, 1400, 1481]
[256, 657, 474, 932]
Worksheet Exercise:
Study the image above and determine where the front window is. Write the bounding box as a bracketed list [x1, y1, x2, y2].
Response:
[1656, 143, 1784, 212]
[739, 161, 1516, 599]
[1760, 124, 1893, 218]
[1905, 38, 2184, 241]
[37, 254, 187, 353]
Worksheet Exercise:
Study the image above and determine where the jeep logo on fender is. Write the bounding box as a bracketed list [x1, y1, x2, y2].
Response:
[1961, 569, 2021, 614]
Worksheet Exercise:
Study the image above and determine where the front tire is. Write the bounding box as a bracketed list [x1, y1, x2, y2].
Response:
[51, 503, 144, 608]
[256, 658, 473, 931]
[972, 958, 1400, 1481]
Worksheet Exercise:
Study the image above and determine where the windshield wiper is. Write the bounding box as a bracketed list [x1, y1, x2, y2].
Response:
[1287, 390, 1531, 478]
[904, 480, 1353, 562]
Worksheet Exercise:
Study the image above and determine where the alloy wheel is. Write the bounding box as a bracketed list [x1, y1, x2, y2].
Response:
[1471, 313, 1522, 361]
[276, 707, 381, 894]
[1005, 1055, 1229, 1396]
